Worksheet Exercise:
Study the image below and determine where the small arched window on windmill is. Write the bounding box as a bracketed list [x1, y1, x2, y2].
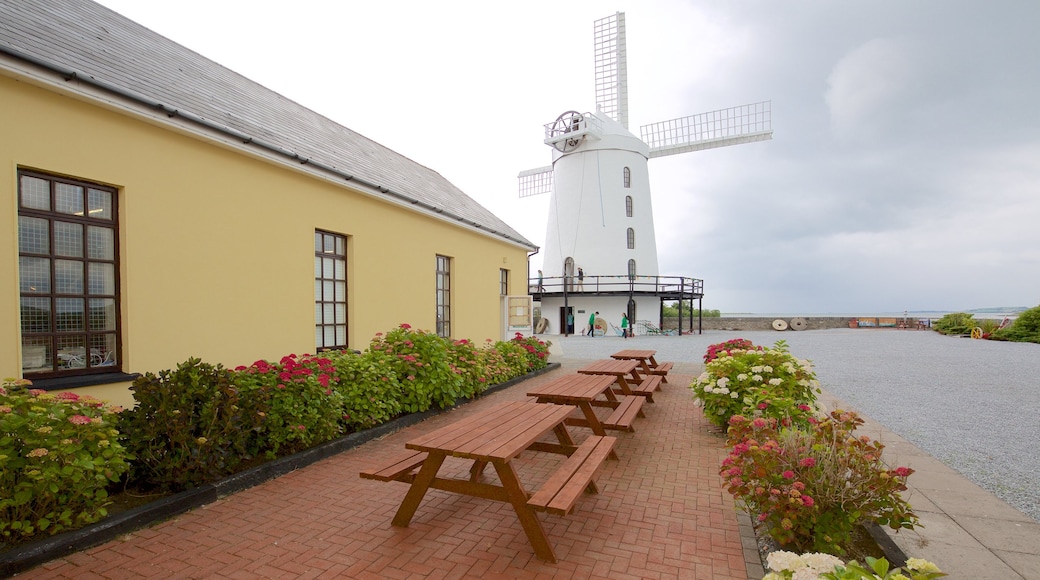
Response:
[623, 167, 631, 188]
[628, 259, 637, 280]
[625, 195, 633, 217]
[627, 228, 635, 249]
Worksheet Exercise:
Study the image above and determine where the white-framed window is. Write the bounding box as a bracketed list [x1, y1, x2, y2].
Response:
[315, 230, 347, 350]
[18, 170, 120, 378]
[500, 268, 509, 296]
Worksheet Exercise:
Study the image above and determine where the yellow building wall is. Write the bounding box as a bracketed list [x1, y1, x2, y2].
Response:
[1, 74, 529, 407]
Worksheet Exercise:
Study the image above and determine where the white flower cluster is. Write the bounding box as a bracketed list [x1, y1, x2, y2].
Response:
[762, 550, 843, 580]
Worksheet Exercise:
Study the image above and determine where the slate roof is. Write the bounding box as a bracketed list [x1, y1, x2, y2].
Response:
[0, 0, 535, 248]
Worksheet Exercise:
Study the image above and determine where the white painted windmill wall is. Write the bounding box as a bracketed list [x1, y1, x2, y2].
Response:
[542, 112, 660, 281]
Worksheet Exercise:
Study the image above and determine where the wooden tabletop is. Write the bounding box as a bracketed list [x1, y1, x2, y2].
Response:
[406, 401, 575, 461]
[577, 359, 640, 375]
[527, 373, 618, 402]
[611, 349, 657, 360]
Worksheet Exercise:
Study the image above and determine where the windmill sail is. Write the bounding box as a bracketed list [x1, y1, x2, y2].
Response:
[518, 166, 553, 198]
[594, 12, 628, 129]
[641, 101, 772, 158]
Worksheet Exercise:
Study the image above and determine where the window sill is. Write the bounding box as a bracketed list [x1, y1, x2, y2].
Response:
[27, 372, 140, 391]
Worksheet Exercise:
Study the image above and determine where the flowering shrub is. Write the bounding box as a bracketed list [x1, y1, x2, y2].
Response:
[445, 338, 485, 398]
[121, 358, 267, 491]
[369, 324, 462, 412]
[233, 354, 345, 458]
[723, 411, 918, 554]
[692, 340, 821, 429]
[486, 340, 533, 382]
[704, 337, 761, 363]
[763, 552, 945, 579]
[509, 332, 551, 370]
[324, 349, 403, 431]
[991, 305, 1040, 343]
[2, 378, 130, 541]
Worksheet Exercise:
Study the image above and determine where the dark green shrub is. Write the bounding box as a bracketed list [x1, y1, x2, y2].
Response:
[119, 358, 262, 492]
[482, 340, 529, 386]
[1, 379, 130, 543]
[931, 312, 976, 335]
[324, 349, 403, 431]
[991, 306, 1040, 343]
[369, 324, 462, 412]
[232, 354, 345, 458]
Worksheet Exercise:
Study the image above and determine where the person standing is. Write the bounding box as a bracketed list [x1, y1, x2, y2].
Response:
[537, 269, 544, 292]
[566, 311, 574, 335]
[621, 312, 629, 338]
[587, 311, 598, 337]
[577, 267, 584, 291]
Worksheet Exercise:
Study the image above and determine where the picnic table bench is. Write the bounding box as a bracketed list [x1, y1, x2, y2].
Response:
[527, 373, 646, 435]
[610, 349, 675, 383]
[577, 359, 661, 402]
[360, 401, 617, 563]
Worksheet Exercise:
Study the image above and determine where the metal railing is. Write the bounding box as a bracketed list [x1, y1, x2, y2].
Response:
[529, 274, 703, 297]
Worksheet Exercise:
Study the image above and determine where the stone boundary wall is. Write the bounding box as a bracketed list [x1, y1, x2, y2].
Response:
[662, 316, 858, 331]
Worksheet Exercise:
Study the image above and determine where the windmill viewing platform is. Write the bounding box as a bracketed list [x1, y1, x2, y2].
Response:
[529, 274, 703, 302]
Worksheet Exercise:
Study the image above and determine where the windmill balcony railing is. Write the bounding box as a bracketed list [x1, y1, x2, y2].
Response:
[529, 274, 703, 297]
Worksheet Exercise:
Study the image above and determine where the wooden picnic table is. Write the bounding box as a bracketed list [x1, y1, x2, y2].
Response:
[527, 373, 645, 437]
[577, 359, 662, 402]
[361, 401, 616, 563]
[611, 349, 675, 383]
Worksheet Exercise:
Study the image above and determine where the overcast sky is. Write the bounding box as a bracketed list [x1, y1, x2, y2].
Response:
[94, 0, 1040, 314]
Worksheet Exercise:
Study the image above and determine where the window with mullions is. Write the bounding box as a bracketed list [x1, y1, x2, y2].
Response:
[436, 255, 451, 338]
[625, 195, 633, 217]
[623, 167, 631, 188]
[18, 170, 120, 377]
[627, 227, 635, 249]
[315, 231, 347, 350]
[500, 268, 509, 296]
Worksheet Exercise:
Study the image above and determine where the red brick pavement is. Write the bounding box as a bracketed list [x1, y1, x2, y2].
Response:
[25, 361, 750, 579]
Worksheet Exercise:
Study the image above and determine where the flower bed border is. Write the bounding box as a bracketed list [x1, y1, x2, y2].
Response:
[0, 362, 560, 577]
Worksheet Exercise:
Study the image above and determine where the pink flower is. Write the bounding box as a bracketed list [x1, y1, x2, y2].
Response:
[757, 403, 769, 410]
[758, 513, 768, 522]
[782, 470, 795, 479]
[799, 457, 817, 468]
[797, 404, 811, 411]
[894, 466, 912, 478]
[56, 392, 80, 401]
[68, 415, 92, 425]
[801, 495, 815, 507]
[400, 323, 411, 329]
[752, 418, 768, 428]
[277, 384, 286, 390]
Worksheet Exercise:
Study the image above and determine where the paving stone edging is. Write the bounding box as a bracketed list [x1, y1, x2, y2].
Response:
[0, 363, 560, 578]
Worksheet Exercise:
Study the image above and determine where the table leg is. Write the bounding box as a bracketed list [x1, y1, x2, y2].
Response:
[577, 402, 606, 436]
[391, 452, 446, 527]
[491, 460, 558, 563]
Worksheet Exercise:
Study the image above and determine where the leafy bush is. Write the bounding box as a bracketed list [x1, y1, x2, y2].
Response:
[723, 411, 918, 555]
[991, 306, 1040, 343]
[763, 552, 946, 579]
[445, 338, 485, 398]
[931, 312, 975, 335]
[692, 340, 821, 429]
[509, 332, 552, 370]
[120, 358, 264, 492]
[704, 338, 761, 363]
[233, 354, 345, 458]
[485, 340, 532, 384]
[324, 349, 403, 431]
[369, 324, 462, 412]
[2, 379, 130, 542]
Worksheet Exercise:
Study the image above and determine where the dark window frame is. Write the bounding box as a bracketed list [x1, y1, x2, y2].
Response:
[315, 230, 348, 351]
[500, 268, 509, 296]
[627, 227, 635, 249]
[623, 166, 631, 188]
[436, 255, 452, 338]
[625, 195, 633, 217]
[17, 169, 121, 379]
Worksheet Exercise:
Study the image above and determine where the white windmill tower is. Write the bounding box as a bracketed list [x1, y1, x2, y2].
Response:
[520, 12, 772, 336]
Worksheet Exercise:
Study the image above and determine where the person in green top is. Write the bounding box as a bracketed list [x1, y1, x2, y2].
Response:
[621, 312, 629, 338]
[587, 311, 598, 336]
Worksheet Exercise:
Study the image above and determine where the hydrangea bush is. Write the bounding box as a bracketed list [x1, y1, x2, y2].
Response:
[723, 411, 919, 554]
[369, 324, 462, 412]
[2, 379, 130, 542]
[763, 551, 945, 579]
[509, 332, 552, 371]
[692, 340, 821, 429]
[704, 337, 762, 363]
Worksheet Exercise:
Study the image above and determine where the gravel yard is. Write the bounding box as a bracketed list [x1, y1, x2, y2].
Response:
[551, 327, 1040, 522]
